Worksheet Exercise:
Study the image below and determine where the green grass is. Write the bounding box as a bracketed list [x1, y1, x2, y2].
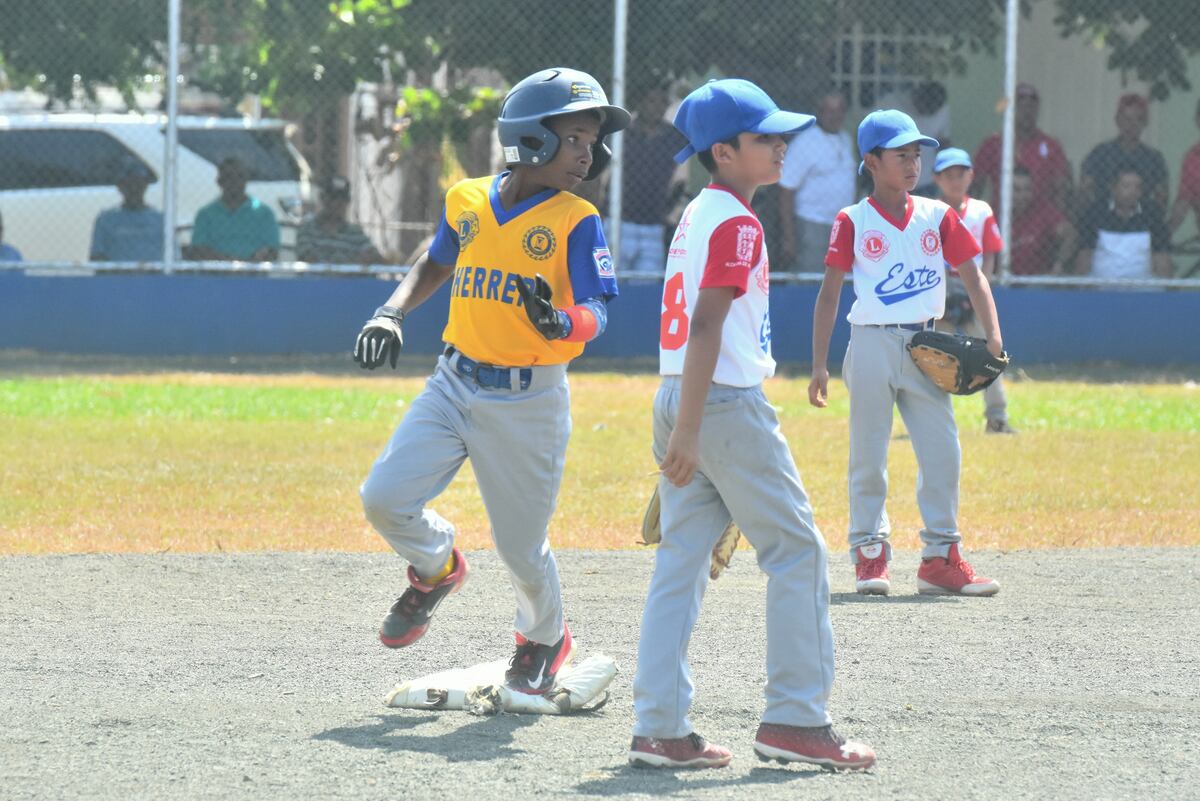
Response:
[1, 371, 1197, 554]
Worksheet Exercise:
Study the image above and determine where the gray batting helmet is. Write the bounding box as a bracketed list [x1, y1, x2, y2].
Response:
[498, 67, 631, 181]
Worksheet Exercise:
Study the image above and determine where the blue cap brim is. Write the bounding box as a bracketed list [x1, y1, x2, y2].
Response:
[674, 109, 815, 164]
[934, 156, 972, 173]
[751, 109, 816, 137]
[857, 132, 941, 175]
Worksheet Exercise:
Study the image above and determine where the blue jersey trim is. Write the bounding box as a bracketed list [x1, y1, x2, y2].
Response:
[428, 207, 459, 265]
[566, 215, 619, 302]
[489, 172, 560, 226]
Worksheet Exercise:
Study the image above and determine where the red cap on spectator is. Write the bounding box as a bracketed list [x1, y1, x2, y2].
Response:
[1117, 93, 1148, 112]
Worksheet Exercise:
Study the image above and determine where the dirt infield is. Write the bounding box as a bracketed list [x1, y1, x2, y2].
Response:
[1, 549, 1197, 801]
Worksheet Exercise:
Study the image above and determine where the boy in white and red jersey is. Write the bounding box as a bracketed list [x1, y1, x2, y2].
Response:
[629, 78, 874, 772]
[931, 148, 1015, 434]
[810, 109, 1004, 598]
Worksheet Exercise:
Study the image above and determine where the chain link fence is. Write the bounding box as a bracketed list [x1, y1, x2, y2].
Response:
[1, 0, 1199, 288]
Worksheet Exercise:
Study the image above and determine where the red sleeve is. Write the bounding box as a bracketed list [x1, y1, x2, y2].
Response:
[940, 208, 981, 267]
[701, 215, 761, 298]
[1178, 150, 1200, 207]
[981, 214, 1004, 253]
[825, 211, 856, 271]
[973, 136, 999, 179]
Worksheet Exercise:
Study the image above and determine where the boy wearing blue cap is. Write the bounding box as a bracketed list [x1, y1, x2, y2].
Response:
[629, 78, 875, 772]
[809, 110, 1004, 598]
[931, 148, 1014, 434]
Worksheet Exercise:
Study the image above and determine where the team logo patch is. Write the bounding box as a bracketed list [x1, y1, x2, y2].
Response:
[754, 258, 770, 294]
[860, 230, 890, 262]
[733, 224, 759, 267]
[593, 247, 614, 277]
[455, 211, 480, 249]
[569, 81, 599, 100]
[920, 229, 941, 256]
[522, 226, 557, 260]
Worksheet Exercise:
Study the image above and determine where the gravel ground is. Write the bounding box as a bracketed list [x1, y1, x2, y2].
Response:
[1, 549, 1197, 801]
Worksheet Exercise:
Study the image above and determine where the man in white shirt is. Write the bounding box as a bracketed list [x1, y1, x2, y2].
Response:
[778, 91, 855, 272]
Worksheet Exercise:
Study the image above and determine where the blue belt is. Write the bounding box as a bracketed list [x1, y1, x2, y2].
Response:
[870, 320, 934, 332]
[444, 346, 532, 391]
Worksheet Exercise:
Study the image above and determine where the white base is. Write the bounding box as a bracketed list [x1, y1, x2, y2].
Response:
[383, 653, 618, 715]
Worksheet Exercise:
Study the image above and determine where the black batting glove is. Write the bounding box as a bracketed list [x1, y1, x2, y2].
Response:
[353, 305, 405, 369]
[514, 274, 569, 340]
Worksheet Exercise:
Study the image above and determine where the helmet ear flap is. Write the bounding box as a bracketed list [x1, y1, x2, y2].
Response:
[585, 137, 613, 181]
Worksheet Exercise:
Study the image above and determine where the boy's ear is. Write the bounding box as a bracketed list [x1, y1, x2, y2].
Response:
[712, 141, 735, 165]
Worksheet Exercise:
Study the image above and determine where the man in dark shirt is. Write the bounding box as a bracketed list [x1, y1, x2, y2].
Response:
[619, 86, 685, 273]
[1079, 94, 1168, 210]
[1075, 166, 1171, 280]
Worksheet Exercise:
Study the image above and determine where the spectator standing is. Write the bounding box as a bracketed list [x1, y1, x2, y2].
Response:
[89, 161, 164, 262]
[1079, 94, 1167, 210]
[618, 86, 685, 273]
[1075, 167, 1171, 280]
[0, 210, 21, 262]
[296, 176, 384, 264]
[184, 157, 280, 261]
[778, 91, 855, 272]
[1008, 166, 1074, 276]
[974, 83, 1071, 213]
[1168, 97, 1200, 234]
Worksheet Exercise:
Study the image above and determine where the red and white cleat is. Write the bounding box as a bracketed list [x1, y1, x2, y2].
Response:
[628, 733, 732, 769]
[917, 544, 1000, 596]
[753, 723, 876, 771]
[854, 543, 890, 595]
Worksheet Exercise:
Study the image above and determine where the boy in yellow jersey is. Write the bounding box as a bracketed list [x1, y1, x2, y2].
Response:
[353, 68, 629, 695]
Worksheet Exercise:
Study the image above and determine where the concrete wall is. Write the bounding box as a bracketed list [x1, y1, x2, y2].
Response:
[3, 272, 1199, 367]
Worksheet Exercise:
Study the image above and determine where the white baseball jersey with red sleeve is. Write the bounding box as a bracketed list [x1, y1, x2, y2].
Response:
[659, 184, 774, 387]
[949, 195, 1003, 274]
[825, 194, 981, 325]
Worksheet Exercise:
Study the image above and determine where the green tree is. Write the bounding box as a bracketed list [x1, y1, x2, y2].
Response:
[1055, 0, 1200, 99]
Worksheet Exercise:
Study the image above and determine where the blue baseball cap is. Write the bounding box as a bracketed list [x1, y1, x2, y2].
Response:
[856, 109, 939, 174]
[933, 147, 973, 174]
[672, 79, 815, 164]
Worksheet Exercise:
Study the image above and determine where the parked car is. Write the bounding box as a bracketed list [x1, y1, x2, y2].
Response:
[0, 114, 311, 262]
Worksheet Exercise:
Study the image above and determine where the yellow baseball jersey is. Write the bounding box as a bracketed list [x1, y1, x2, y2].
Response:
[427, 173, 617, 366]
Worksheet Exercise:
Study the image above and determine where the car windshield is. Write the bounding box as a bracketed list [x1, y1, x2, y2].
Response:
[177, 128, 300, 182]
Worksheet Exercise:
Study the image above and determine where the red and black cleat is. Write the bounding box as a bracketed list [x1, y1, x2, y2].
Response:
[379, 548, 469, 648]
[504, 624, 575, 695]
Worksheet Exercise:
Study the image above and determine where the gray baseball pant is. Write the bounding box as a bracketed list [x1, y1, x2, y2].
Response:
[360, 353, 570, 645]
[633, 378, 835, 737]
[844, 324, 962, 562]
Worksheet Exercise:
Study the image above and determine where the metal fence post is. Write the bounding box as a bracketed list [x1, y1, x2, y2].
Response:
[162, 0, 181, 274]
[608, 0, 627, 266]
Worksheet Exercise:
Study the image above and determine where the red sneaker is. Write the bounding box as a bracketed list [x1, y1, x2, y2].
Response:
[629, 733, 732, 769]
[917, 544, 999, 596]
[854, 544, 890, 595]
[753, 723, 876, 771]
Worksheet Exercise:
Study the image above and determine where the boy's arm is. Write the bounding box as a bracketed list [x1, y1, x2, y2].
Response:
[660, 286, 735, 488]
[980, 251, 996, 279]
[955, 261, 1003, 357]
[382, 251, 455, 312]
[808, 267, 844, 407]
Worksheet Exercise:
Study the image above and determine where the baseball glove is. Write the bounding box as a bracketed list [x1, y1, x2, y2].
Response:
[906, 330, 1009, 395]
[640, 485, 743, 579]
